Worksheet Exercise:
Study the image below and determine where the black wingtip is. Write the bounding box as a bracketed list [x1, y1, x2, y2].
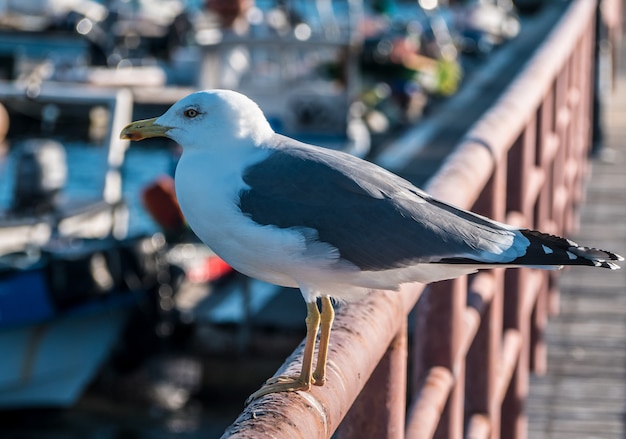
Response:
[520, 230, 623, 270]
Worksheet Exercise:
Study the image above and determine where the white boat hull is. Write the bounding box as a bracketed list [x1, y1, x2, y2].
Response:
[0, 298, 131, 408]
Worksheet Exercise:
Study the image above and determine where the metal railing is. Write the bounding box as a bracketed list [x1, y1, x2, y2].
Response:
[221, 0, 602, 437]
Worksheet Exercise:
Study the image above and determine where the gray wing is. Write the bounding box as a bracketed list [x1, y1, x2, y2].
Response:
[238, 135, 521, 271]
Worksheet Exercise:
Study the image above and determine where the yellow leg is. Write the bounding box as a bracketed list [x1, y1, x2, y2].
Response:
[246, 301, 321, 404]
[313, 295, 334, 386]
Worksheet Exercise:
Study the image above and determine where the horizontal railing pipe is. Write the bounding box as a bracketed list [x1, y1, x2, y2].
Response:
[221, 286, 424, 439]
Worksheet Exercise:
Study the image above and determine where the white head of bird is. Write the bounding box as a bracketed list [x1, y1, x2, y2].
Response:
[122, 89, 275, 151]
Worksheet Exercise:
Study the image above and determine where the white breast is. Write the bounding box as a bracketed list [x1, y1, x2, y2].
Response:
[174, 148, 317, 288]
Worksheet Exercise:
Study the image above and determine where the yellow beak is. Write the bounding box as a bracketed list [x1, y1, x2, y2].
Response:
[119, 117, 170, 141]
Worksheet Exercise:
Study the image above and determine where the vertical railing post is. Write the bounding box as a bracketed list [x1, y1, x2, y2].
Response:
[531, 96, 551, 374]
[536, 85, 561, 322]
[552, 60, 571, 237]
[501, 119, 539, 438]
[465, 155, 507, 439]
[581, 16, 596, 161]
[508, 109, 548, 380]
[338, 321, 408, 439]
[411, 278, 466, 439]
[569, 18, 596, 225]
[501, 268, 530, 439]
[563, 52, 579, 235]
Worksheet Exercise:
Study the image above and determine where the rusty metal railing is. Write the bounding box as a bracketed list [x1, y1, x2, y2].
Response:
[221, 0, 601, 437]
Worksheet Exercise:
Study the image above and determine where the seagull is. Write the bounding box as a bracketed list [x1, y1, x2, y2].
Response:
[120, 89, 623, 402]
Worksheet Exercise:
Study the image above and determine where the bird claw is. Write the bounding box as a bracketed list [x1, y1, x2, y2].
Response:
[245, 375, 311, 405]
[312, 374, 326, 386]
[264, 375, 296, 385]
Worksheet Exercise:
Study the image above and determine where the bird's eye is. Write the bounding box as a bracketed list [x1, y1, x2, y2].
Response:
[184, 108, 199, 118]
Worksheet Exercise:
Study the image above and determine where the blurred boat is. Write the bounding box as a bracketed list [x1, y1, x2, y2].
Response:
[0, 82, 132, 254]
